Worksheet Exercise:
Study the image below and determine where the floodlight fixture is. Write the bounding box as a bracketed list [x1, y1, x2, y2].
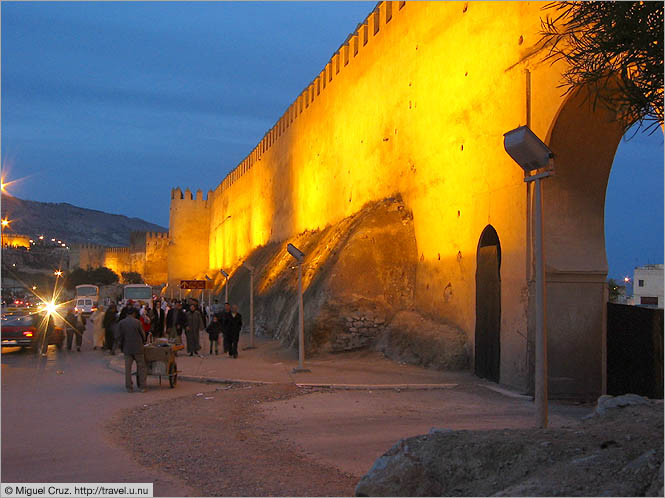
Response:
[503, 125, 553, 174]
[287, 243, 305, 262]
[220, 269, 229, 278]
[287, 243, 309, 373]
[503, 124, 554, 429]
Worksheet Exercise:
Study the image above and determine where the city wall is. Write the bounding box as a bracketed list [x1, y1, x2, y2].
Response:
[1, 233, 32, 249]
[70, 231, 168, 285]
[168, 1, 625, 398]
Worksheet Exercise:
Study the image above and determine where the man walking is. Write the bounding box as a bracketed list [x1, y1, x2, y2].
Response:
[220, 302, 232, 354]
[117, 309, 147, 393]
[228, 304, 242, 359]
[185, 303, 204, 356]
[103, 303, 118, 353]
[166, 301, 186, 344]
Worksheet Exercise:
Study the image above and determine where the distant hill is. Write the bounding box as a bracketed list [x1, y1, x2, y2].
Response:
[1, 194, 167, 247]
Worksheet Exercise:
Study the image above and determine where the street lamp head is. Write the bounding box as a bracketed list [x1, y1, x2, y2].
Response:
[503, 125, 553, 173]
[204, 275, 212, 281]
[220, 269, 229, 278]
[242, 262, 255, 272]
[287, 243, 305, 262]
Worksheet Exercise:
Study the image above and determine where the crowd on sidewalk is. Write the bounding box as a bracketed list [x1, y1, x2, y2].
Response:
[61, 297, 243, 392]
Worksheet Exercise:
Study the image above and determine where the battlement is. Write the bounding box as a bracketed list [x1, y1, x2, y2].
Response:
[214, 1, 404, 195]
[73, 242, 105, 250]
[171, 187, 208, 202]
[105, 247, 130, 254]
[146, 231, 169, 241]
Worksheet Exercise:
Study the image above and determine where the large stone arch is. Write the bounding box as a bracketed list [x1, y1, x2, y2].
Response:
[537, 88, 625, 398]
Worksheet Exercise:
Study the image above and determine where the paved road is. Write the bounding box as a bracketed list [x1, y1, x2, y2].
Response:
[1, 343, 202, 496]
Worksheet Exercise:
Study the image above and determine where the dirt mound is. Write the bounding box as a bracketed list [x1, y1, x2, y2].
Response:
[203, 196, 470, 369]
[375, 311, 469, 370]
[355, 395, 664, 497]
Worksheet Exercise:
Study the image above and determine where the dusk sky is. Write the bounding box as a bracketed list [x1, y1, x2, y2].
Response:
[1, 1, 663, 281]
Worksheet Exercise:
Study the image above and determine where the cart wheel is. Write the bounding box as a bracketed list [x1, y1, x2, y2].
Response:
[169, 363, 177, 388]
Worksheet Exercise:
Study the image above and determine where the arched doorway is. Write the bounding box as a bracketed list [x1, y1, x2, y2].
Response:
[475, 225, 501, 382]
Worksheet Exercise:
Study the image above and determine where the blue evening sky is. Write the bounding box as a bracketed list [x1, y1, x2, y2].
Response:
[1, 2, 663, 281]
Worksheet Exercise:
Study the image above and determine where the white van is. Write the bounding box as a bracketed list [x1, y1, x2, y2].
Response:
[75, 284, 99, 315]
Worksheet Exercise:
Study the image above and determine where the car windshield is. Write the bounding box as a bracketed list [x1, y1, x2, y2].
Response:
[2, 314, 36, 327]
[76, 286, 98, 296]
[124, 288, 151, 300]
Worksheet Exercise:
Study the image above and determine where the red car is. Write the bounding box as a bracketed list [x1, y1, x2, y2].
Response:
[1, 312, 65, 350]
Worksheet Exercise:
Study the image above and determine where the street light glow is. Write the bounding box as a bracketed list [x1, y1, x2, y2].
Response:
[1, 219, 9, 228]
[45, 301, 57, 315]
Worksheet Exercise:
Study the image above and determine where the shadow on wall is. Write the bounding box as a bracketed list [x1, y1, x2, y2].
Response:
[202, 195, 469, 371]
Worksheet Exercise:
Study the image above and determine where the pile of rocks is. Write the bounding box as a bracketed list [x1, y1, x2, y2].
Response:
[355, 394, 664, 497]
[331, 312, 387, 352]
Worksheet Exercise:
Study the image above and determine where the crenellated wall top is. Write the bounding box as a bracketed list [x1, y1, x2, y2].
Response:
[193, 1, 404, 198]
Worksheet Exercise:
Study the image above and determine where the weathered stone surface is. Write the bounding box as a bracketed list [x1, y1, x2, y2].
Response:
[595, 393, 651, 415]
[374, 311, 469, 370]
[356, 402, 663, 497]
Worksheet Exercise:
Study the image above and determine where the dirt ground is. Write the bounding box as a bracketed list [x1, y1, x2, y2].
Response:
[108, 381, 592, 497]
[107, 384, 359, 497]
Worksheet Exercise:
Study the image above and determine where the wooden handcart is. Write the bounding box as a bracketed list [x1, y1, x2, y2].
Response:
[143, 340, 183, 388]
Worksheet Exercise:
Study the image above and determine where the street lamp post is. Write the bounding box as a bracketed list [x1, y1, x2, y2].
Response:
[504, 125, 554, 429]
[287, 243, 309, 373]
[242, 263, 256, 350]
[205, 275, 212, 308]
[220, 269, 229, 303]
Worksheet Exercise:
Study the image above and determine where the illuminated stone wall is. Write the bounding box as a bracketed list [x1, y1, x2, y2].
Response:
[70, 232, 168, 285]
[168, 1, 625, 398]
[1, 233, 31, 249]
[144, 232, 169, 285]
[168, 188, 210, 286]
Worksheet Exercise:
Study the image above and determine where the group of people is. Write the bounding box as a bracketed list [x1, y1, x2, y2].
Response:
[65, 297, 244, 392]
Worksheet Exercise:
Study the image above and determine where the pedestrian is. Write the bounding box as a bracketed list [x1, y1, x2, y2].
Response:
[65, 308, 77, 351]
[139, 307, 152, 339]
[103, 303, 118, 352]
[149, 305, 160, 338]
[90, 305, 105, 350]
[227, 304, 242, 359]
[116, 309, 147, 393]
[185, 303, 204, 356]
[211, 299, 222, 317]
[219, 302, 232, 353]
[65, 309, 85, 352]
[166, 301, 185, 344]
[119, 300, 135, 321]
[206, 315, 222, 355]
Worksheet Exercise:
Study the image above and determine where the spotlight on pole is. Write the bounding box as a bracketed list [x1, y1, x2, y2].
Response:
[241, 263, 256, 350]
[287, 243, 309, 373]
[220, 269, 230, 303]
[504, 125, 554, 429]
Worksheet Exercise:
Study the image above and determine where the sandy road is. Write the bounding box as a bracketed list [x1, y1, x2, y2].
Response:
[1, 345, 200, 496]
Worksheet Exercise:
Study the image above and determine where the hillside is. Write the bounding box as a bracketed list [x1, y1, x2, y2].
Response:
[1, 193, 167, 247]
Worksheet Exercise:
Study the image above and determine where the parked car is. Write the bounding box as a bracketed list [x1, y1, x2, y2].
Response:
[1, 312, 65, 350]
